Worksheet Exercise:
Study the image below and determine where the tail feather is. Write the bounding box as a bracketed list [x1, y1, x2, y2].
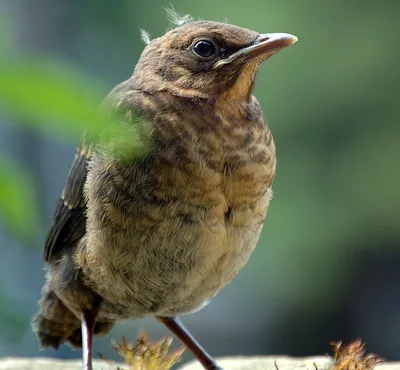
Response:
[32, 282, 115, 349]
[32, 284, 81, 349]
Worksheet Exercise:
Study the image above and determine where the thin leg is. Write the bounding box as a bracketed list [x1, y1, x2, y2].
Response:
[157, 316, 223, 370]
[81, 311, 96, 370]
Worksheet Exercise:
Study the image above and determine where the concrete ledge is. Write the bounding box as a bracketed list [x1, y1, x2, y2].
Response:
[0, 356, 398, 369]
[0, 358, 125, 370]
[179, 356, 331, 370]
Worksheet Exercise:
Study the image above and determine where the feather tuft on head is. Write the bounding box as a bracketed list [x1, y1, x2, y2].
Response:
[140, 29, 151, 45]
[165, 5, 193, 27]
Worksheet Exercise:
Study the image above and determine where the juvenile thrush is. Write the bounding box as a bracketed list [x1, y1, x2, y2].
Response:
[32, 18, 297, 370]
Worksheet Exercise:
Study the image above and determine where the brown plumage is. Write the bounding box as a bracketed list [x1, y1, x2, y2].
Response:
[32, 18, 297, 370]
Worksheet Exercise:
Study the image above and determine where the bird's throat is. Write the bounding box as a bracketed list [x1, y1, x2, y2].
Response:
[214, 63, 257, 118]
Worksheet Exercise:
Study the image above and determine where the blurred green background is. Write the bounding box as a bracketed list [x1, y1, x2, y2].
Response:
[0, 0, 399, 365]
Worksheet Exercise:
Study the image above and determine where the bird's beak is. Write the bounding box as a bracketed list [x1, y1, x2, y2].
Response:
[213, 33, 298, 69]
[243, 33, 298, 58]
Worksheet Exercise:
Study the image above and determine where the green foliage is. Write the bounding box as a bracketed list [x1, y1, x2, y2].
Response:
[0, 59, 109, 140]
[0, 55, 106, 239]
[0, 159, 39, 240]
[0, 19, 111, 238]
[0, 51, 148, 239]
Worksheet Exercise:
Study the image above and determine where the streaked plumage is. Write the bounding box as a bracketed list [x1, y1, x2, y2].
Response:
[33, 19, 297, 370]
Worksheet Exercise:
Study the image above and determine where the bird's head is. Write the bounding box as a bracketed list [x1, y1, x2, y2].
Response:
[132, 20, 297, 102]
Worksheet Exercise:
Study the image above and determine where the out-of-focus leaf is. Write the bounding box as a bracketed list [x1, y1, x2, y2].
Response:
[0, 159, 40, 240]
[0, 58, 112, 141]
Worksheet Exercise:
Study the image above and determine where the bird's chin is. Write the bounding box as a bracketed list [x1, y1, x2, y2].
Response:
[241, 50, 278, 66]
[247, 49, 282, 65]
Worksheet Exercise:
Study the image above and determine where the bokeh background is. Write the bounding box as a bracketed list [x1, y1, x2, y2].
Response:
[0, 0, 399, 365]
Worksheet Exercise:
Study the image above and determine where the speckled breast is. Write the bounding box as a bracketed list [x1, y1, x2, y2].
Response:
[80, 96, 276, 319]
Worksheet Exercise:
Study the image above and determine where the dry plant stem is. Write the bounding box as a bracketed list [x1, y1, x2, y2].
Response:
[82, 311, 96, 370]
[111, 333, 185, 370]
[157, 316, 223, 370]
[330, 340, 384, 370]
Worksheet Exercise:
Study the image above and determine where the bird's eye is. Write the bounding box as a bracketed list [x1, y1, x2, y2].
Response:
[193, 40, 217, 58]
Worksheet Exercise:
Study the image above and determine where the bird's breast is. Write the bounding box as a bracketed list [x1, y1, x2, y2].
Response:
[81, 104, 276, 318]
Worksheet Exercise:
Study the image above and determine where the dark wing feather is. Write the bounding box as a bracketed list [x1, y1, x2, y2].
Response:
[43, 136, 92, 262]
[44, 80, 142, 263]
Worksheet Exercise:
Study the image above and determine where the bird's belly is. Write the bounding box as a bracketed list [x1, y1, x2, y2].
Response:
[83, 148, 274, 319]
[154, 220, 264, 316]
[84, 209, 265, 319]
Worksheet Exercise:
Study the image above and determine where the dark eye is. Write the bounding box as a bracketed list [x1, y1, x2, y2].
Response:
[193, 40, 217, 58]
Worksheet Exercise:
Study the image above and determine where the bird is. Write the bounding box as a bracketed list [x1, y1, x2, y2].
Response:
[32, 15, 297, 370]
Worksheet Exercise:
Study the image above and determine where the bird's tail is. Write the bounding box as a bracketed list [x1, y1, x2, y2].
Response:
[32, 281, 115, 349]
[32, 281, 83, 349]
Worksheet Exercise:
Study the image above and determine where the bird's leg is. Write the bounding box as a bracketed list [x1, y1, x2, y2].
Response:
[156, 316, 223, 370]
[81, 310, 96, 370]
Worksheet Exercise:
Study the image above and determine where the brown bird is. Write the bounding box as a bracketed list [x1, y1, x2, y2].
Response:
[32, 17, 297, 370]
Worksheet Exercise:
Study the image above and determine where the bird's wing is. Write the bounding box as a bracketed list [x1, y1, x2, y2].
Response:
[43, 82, 143, 263]
[43, 135, 92, 262]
